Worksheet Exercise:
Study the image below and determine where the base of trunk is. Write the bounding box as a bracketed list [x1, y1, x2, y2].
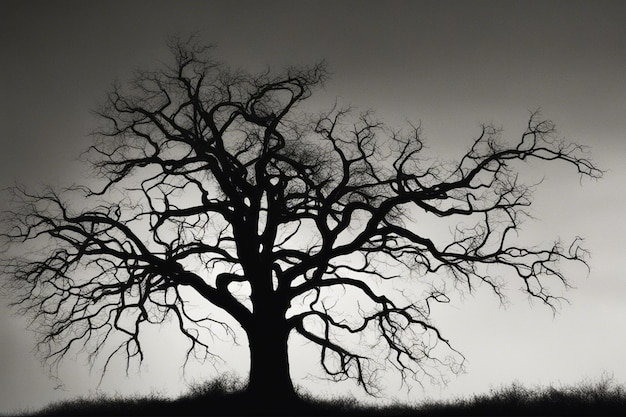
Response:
[246, 324, 298, 412]
[244, 382, 300, 412]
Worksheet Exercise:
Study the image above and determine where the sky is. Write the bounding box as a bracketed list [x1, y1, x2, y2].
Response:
[1, 0, 625, 413]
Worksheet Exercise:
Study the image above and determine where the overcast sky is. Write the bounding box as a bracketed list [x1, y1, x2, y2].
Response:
[1, 0, 625, 413]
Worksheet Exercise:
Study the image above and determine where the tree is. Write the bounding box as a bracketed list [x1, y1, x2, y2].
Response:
[0, 39, 602, 406]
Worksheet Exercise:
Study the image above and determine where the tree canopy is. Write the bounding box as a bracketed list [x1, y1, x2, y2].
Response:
[0, 39, 602, 402]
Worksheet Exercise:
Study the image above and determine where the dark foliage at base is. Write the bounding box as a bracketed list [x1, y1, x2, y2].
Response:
[418, 379, 626, 417]
[12, 377, 626, 416]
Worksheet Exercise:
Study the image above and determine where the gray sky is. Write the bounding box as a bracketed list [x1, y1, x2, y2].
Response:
[1, 0, 625, 413]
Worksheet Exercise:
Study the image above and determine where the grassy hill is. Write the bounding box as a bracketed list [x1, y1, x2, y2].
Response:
[7, 377, 626, 416]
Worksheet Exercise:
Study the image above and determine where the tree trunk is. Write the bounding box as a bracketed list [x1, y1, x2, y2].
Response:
[245, 307, 297, 411]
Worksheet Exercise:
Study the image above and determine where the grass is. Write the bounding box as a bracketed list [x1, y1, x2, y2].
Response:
[7, 376, 626, 416]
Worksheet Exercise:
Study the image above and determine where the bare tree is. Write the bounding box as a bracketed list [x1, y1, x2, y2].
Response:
[0, 39, 602, 405]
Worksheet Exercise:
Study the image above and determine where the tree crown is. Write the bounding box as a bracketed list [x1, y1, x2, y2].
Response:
[1, 39, 602, 395]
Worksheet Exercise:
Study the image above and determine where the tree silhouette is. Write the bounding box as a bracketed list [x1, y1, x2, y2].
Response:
[1, 39, 602, 405]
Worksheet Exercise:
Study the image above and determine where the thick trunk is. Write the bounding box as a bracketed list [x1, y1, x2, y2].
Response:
[243, 273, 299, 410]
[247, 323, 294, 392]
[246, 319, 297, 411]
[239, 224, 297, 409]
